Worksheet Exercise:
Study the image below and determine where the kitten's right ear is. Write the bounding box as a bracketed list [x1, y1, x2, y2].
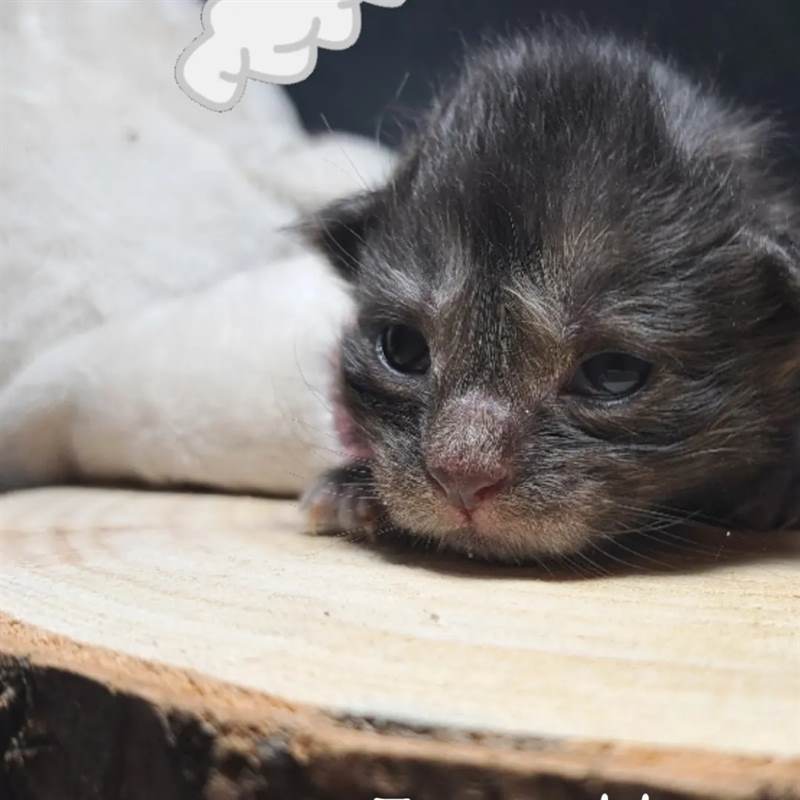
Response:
[302, 192, 378, 282]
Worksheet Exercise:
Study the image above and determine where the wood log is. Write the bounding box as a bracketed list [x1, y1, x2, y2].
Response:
[0, 487, 798, 799]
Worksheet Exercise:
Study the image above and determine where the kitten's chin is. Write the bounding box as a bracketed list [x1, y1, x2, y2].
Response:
[389, 502, 595, 562]
[433, 525, 592, 563]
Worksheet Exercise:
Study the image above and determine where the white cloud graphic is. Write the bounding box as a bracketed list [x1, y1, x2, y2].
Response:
[176, 0, 407, 112]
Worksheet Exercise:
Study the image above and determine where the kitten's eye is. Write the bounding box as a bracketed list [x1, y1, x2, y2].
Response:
[379, 324, 430, 375]
[568, 352, 651, 399]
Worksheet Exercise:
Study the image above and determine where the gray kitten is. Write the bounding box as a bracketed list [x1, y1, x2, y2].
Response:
[303, 28, 800, 562]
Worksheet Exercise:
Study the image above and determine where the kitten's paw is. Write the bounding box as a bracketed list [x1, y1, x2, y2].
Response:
[301, 463, 382, 537]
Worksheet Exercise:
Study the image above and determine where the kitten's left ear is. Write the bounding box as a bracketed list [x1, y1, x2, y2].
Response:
[300, 192, 379, 283]
[748, 230, 800, 313]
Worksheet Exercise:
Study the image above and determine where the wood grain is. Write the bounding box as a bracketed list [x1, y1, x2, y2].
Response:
[0, 487, 798, 798]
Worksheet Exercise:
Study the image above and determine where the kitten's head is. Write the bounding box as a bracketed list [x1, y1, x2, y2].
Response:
[310, 30, 800, 561]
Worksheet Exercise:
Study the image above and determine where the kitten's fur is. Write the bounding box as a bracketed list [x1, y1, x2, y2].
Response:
[304, 28, 800, 562]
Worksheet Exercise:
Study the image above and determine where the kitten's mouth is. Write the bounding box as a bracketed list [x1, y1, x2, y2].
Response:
[454, 507, 474, 525]
[436, 502, 495, 536]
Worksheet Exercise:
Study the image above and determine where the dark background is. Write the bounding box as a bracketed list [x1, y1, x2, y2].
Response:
[285, 0, 800, 172]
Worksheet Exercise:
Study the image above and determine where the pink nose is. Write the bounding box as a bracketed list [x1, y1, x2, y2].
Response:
[428, 464, 509, 512]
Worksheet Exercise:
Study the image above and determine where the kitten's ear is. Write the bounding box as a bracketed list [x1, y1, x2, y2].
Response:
[762, 235, 800, 314]
[745, 229, 800, 313]
[301, 192, 379, 283]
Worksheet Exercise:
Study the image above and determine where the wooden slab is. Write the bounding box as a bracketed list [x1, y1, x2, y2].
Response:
[0, 487, 798, 799]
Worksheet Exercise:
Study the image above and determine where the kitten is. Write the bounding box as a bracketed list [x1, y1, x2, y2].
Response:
[303, 28, 800, 561]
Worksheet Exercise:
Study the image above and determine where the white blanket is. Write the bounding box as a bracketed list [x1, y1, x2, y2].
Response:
[1, 0, 393, 493]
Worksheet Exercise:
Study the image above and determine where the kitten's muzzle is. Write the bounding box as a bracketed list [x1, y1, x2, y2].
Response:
[424, 390, 515, 513]
[427, 463, 510, 512]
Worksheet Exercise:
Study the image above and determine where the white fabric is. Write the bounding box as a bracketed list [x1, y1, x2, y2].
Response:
[0, 0, 393, 493]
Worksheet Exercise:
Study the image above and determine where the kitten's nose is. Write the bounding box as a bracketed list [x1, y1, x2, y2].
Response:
[428, 464, 509, 512]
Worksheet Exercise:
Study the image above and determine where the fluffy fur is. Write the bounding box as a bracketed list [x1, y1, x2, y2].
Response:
[305, 28, 800, 561]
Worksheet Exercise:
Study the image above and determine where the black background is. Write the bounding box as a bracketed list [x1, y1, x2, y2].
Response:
[284, 0, 800, 172]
